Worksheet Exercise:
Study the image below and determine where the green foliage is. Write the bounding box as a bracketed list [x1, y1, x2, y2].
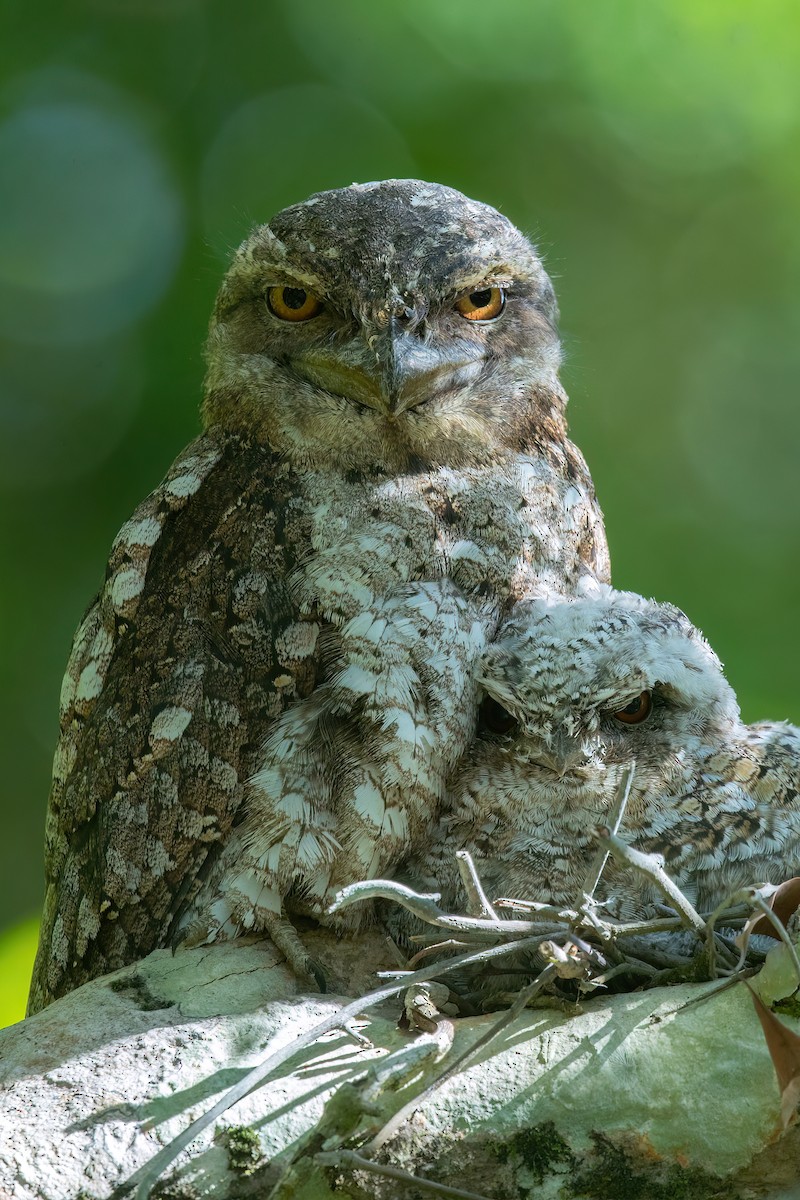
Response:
[0, 917, 38, 1028]
[772, 990, 800, 1019]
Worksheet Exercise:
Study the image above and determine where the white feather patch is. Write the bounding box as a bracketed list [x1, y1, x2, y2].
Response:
[335, 664, 379, 696]
[149, 705, 193, 743]
[109, 568, 145, 610]
[113, 515, 162, 549]
[352, 781, 385, 825]
[165, 471, 204, 498]
[230, 870, 280, 913]
[383, 806, 409, 841]
[298, 831, 329, 869]
[75, 662, 104, 704]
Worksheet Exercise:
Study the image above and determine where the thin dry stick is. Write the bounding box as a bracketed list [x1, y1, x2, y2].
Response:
[595, 826, 707, 936]
[747, 894, 800, 984]
[494, 897, 580, 920]
[581, 762, 636, 901]
[315, 1149, 497, 1200]
[586, 960, 656, 986]
[456, 849, 499, 920]
[609, 911, 748, 938]
[330, 878, 562, 939]
[608, 937, 694, 970]
[406, 939, 472, 969]
[494, 904, 748, 939]
[705, 888, 756, 977]
[118, 934, 552, 1200]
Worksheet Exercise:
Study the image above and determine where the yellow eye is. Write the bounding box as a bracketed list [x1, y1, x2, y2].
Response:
[267, 286, 323, 322]
[455, 286, 506, 322]
[613, 691, 653, 725]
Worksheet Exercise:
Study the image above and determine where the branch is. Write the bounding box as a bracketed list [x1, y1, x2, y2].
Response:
[330, 878, 563, 939]
[456, 850, 500, 920]
[118, 934, 553, 1199]
[595, 825, 707, 936]
[581, 762, 636, 901]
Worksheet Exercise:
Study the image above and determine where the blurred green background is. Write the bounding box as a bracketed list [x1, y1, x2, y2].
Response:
[1, 0, 799, 1025]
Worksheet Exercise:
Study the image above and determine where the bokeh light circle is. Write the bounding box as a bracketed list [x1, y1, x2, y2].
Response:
[0, 96, 185, 344]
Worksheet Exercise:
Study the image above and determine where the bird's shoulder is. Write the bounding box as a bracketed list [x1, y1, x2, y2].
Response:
[30, 431, 323, 1009]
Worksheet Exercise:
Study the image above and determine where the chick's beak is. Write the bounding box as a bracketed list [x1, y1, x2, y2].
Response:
[535, 732, 590, 778]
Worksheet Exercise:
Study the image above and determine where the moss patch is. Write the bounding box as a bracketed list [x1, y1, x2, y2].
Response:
[772, 990, 800, 1019]
[492, 1125, 734, 1199]
[494, 1120, 576, 1183]
[108, 971, 172, 1012]
[568, 1132, 732, 1200]
[220, 1124, 264, 1176]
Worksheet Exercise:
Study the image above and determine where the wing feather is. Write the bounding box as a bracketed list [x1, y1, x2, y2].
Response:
[28, 431, 318, 1012]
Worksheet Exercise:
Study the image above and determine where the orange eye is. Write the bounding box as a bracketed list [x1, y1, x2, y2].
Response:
[455, 286, 505, 322]
[267, 286, 323, 322]
[613, 691, 653, 725]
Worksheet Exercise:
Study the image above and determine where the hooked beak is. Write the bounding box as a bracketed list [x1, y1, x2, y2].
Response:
[376, 318, 483, 414]
[290, 317, 485, 415]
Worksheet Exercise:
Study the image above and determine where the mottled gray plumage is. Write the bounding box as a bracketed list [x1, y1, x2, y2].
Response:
[29, 179, 607, 1012]
[395, 586, 800, 932]
[178, 582, 496, 945]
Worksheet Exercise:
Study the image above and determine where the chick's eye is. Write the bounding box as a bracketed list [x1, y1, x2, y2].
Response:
[267, 286, 323, 322]
[613, 691, 653, 725]
[455, 286, 505, 321]
[478, 695, 518, 736]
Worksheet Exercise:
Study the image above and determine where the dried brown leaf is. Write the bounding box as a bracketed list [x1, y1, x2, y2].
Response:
[751, 878, 800, 939]
[747, 982, 800, 1130]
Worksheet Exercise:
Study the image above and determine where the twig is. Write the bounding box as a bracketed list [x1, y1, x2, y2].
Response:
[596, 826, 706, 935]
[407, 930, 500, 947]
[609, 909, 749, 938]
[668, 975, 748, 1014]
[406, 939, 472, 969]
[342, 1018, 373, 1049]
[581, 763, 636, 901]
[708, 887, 755, 975]
[583, 961, 657, 988]
[383, 934, 409, 968]
[331, 878, 561, 938]
[608, 937, 693, 970]
[494, 898, 580, 921]
[705, 887, 787, 977]
[456, 850, 499, 920]
[118, 934, 552, 1199]
[315, 1149, 496, 1200]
